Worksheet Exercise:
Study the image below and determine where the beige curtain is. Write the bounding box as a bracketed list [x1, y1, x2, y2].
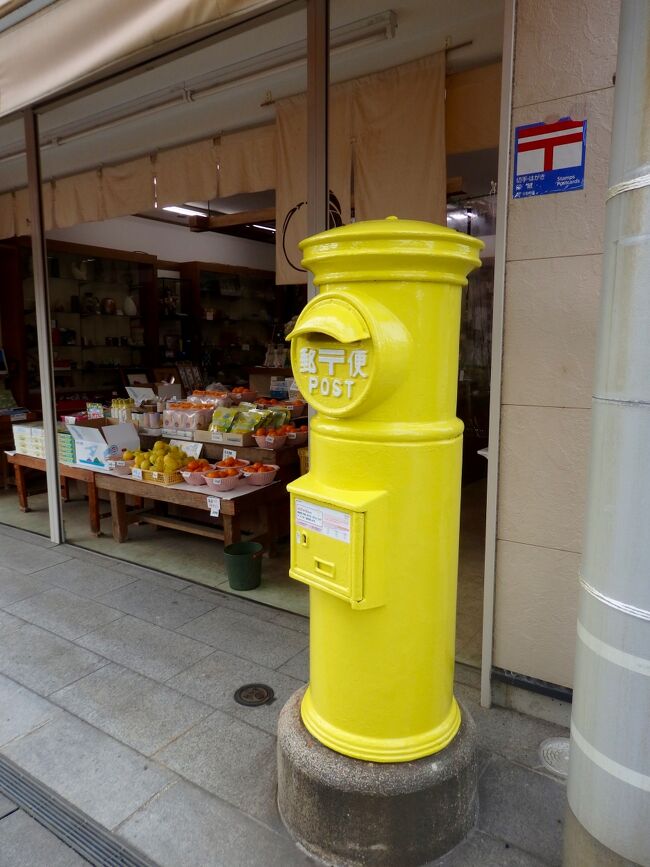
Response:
[53, 169, 103, 229]
[0, 0, 286, 119]
[446, 62, 501, 155]
[352, 53, 446, 224]
[0, 181, 57, 238]
[219, 125, 276, 197]
[13, 187, 29, 236]
[102, 156, 155, 220]
[156, 138, 219, 207]
[275, 85, 353, 284]
[0, 191, 15, 239]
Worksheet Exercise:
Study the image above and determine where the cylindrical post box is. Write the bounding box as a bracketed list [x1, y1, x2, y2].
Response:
[287, 217, 483, 763]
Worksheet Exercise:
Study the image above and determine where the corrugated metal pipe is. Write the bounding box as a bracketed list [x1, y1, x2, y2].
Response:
[565, 2, 650, 865]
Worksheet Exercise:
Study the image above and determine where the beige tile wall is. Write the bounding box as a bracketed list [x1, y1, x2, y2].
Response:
[493, 0, 620, 688]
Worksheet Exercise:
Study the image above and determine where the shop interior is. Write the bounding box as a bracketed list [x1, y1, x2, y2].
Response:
[0, 0, 503, 668]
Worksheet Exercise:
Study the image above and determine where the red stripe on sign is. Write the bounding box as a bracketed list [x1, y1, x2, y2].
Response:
[517, 131, 584, 171]
[517, 132, 584, 153]
[517, 119, 583, 139]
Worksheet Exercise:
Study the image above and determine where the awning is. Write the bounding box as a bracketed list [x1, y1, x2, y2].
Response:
[0, 0, 288, 119]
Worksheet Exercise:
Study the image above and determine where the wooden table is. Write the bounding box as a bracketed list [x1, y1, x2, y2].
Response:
[94, 472, 285, 554]
[5, 452, 102, 535]
[0, 413, 40, 488]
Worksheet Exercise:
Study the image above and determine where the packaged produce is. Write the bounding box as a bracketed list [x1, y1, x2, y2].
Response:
[209, 406, 239, 432]
[189, 390, 231, 407]
[163, 402, 213, 431]
[230, 409, 268, 434]
[265, 407, 290, 429]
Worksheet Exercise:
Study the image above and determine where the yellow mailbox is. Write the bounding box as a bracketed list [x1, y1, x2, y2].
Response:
[286, 217, 483, 763]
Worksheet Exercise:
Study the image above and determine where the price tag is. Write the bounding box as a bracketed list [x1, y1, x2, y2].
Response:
[265, 435, 275, 446]
[223, 448, 237, 460]
[132, 467, 143, 480]
[207, 496, 221, 517]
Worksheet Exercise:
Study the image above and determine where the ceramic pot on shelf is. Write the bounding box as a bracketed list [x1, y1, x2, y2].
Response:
[124, 294, 138, 316]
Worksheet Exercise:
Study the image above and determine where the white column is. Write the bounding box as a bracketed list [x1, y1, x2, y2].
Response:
[567, 3, 650, 864]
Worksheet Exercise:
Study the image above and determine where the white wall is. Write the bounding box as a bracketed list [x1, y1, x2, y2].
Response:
[46, 216, 276, 271]
[493, 0, 620, 688]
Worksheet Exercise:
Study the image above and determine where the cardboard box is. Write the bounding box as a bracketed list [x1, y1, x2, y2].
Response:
[126, 384, 183, 403]
[155, 383, 183, 400]
[68, 422, 139, 470]
[57, 430, 76, 464]
[12, 421, 45, 457]
[193, 430, 255, 447]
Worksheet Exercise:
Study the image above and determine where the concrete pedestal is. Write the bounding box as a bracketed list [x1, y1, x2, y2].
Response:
[277, 687, 478, 867]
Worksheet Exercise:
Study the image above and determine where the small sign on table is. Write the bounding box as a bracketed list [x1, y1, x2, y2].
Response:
[207, 496, 221, 517]
[170, 439, 203, 459]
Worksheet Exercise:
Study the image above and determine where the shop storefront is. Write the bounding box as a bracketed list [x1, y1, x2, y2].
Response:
[0, 0, 606, 715]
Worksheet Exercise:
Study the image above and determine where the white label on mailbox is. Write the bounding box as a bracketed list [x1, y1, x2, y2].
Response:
[295, 499, 351, 544]
[207, 496, 221, 517]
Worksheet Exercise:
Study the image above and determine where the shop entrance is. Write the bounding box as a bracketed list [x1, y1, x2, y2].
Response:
[0, 0, 504, 669]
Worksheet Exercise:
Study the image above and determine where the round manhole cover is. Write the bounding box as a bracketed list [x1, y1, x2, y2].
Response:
[539, 737, 570, 778]
[233, 683, 275, 707]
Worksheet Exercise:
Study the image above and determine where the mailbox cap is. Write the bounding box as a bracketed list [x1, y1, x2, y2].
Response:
[286, 297, 370, 344]
[300, 216, 484, 286]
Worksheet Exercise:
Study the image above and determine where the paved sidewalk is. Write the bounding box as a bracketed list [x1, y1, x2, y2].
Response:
[0, 523, 569, 866]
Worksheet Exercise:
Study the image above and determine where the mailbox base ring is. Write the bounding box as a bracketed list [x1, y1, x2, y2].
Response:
[300, 685, 462, 762]
[278, 686, 478, 867]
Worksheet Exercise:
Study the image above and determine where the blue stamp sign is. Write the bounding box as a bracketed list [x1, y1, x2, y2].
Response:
[513, 117, 587, 198]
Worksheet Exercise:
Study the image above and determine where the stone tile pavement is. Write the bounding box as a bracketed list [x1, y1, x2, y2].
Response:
[0, 801, 88, 866]
[0, 523, 569, 866]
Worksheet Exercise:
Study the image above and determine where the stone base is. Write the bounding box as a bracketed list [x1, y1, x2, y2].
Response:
[563, 805, 641, 867]
[277, 687, 478, 867]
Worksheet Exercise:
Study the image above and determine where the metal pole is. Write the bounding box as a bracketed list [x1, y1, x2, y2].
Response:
[565, 2, 650, 864]
[306, 0, 329, 302]
[480, 0, 515, 709]
[23, 108, 64, 544]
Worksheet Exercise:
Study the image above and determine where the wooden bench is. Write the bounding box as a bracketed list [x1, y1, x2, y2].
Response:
[94, 472, 285, 554]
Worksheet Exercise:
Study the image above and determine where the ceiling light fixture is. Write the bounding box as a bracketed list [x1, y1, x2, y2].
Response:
[251, 223, 276, 232]
[0, 11, 397, 164]
[163, 205, 207, 217]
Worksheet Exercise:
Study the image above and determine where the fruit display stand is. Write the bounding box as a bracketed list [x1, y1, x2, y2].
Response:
[94, 471, 284, 553]
[138, 432, 302, 486]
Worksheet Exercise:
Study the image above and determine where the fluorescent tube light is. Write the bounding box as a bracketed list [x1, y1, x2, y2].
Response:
[163, 205, 207, 217]
[252, 224, 276, 232]
[0, 11, 397, 163]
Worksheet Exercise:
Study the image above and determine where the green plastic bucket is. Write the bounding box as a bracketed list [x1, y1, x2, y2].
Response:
[224, 541, 264, 591]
